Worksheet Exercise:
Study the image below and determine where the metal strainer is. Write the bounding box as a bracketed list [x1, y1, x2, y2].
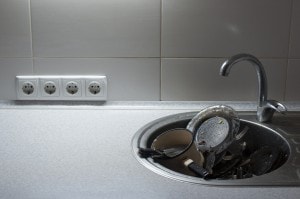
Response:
[186, 105, 240, 171]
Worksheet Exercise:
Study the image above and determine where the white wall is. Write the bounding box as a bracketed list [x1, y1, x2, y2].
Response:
[0, 0, 299, 101]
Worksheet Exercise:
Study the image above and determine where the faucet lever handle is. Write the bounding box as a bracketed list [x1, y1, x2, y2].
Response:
[265, 100, 287, 114]
[257, 100, 286, 122]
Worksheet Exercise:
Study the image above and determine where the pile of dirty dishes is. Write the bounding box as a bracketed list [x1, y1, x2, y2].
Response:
[139, 105, 281, 180]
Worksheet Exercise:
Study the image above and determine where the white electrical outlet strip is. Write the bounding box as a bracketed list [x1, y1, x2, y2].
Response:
[16, 76, 107, 101]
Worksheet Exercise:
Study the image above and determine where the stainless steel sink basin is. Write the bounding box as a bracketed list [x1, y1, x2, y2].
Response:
[132, 111, 300, 186]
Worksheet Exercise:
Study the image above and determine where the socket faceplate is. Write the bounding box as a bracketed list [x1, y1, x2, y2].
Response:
[85, 77, 107, 99]
[40, 78, 60, 98]
[16, 77, 38, 99]
[16, 76, 107, 101]
[63, 79, 82, 98]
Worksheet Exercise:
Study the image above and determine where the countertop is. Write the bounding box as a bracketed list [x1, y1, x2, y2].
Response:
[0, 101, 299, 199]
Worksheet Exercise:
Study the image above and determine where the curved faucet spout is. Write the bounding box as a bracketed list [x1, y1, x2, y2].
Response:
[220, 53, 286, 122]
[220, 53, 267, 107]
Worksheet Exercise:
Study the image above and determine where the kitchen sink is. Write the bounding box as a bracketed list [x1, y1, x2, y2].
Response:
[132, 111, 300, 186]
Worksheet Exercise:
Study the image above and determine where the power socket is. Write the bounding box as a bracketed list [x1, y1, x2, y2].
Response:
[16, 76, 38, 99]
[62, 78, 82, 98]
[44, 81, 57, 95]
[85, 76, 107, 100]
[40, 77, 60, 98]
[88, 81, 101, 95]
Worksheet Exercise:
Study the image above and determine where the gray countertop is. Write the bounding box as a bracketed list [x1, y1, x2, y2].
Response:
[0, 101, 299, 199]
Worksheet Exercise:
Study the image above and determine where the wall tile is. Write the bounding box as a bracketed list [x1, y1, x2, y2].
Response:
[289, 0, 300, 58]
[286, 59, 300, 100]
[162, 0, 291, 58]
[31, 0, 160, 57]
[161, 58, 286, 101]
[0, 59, 33, 100]
[34, 58, 160, 100]
[0, 0, 32, 57]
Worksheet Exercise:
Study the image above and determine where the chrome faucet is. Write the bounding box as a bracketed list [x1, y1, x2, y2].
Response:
[220, 53, 286, 122]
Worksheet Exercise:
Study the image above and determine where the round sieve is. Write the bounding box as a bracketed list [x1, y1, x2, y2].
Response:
[187, 105, 240, 155]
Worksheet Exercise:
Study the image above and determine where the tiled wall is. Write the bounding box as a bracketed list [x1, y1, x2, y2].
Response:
[0, 0, 299, 101]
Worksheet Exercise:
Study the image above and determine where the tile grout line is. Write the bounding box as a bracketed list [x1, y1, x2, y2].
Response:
[287, 0, 295, 59]
[284, 0, 295, 101]
[160, 0, 163, 101]
[284, 60, 290, 101]
[32, 57, 162, 59]
[29, 57, 293, 59]
[28, 0, 35, 74]
[0, 57, 298, 59]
